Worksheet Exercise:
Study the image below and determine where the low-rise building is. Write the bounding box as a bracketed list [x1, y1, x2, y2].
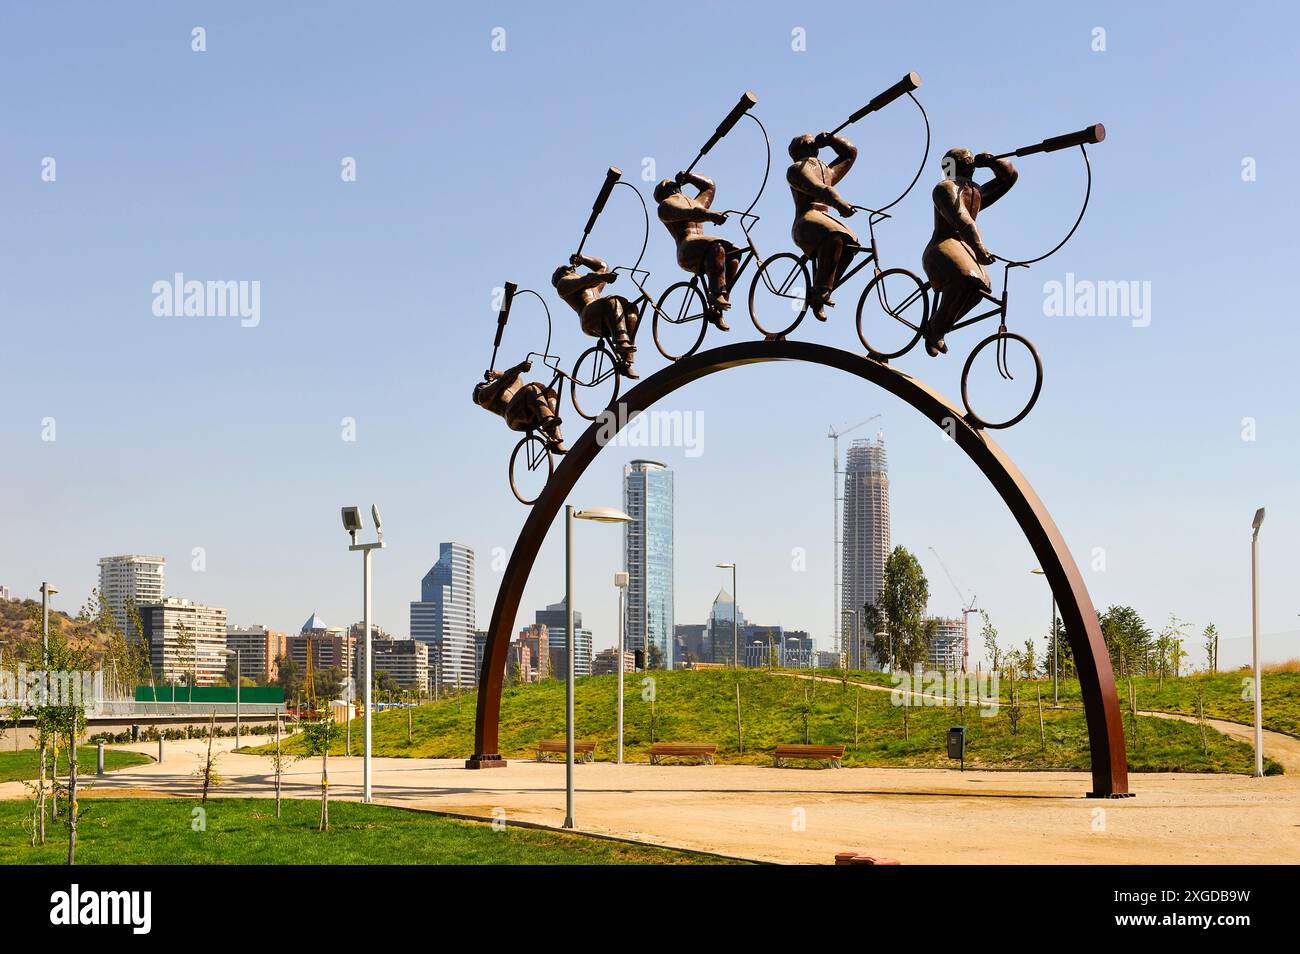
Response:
[225, 624, 289, 683]
[592, 648, 635, 676]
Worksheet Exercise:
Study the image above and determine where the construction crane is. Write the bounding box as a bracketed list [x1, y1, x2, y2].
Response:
[928, 546, 979, 672]
[829, 414, 881, 666]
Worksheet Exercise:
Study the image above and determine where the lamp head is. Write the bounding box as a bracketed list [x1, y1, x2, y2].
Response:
[573, 506, 632, 524]
[1252, 507, 1265, 534]
[716, 562, 735, 569]
[372, 504, 383, 540]
[341, 506, 362, 543]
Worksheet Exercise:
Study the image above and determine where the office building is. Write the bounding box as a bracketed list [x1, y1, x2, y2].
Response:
[623, 460, 674, 669]
[707, 588, 745, 666]
[536, 599, 593, 678]
[356, 637, 429, 691]
[98, 554, 166, 637]
[593, 647, 635, 676]
[139, 598, 227, 686]
[225, 624, 289, 683]
[674, 623, 708, 667]
[842, 438, 890, 667]
[410, 543, 477, 690]
[288, 612, 356, 688]
[515, 623, 550, 682]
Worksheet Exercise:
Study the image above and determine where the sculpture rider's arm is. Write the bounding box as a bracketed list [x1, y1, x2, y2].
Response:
[658, 193, 726, 225]
[556, 269, 613, 297]
[787, 160, 854, 216]
[679, 171, 716, 208]
[823, 133, 857, 185]
[976, 155, 1018, 209]
[933, 181, 990, 256]
[572, 253, 609, 273]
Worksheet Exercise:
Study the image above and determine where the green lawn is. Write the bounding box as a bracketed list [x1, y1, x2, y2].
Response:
[0, 797, 739, 865]
[1049, 670, 1300, 737]
[0, 746, 152, 784]
[254, 668, 1278, 774]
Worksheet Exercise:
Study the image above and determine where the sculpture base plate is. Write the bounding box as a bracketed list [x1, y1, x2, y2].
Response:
[465, 754, 508, 770]
[1086, 791, 1135, 798]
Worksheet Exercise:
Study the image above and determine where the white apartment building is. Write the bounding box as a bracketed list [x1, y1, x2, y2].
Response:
[98, 554, 166, 637]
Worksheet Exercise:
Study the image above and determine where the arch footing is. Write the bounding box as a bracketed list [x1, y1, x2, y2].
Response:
[466, 755, 507, 770]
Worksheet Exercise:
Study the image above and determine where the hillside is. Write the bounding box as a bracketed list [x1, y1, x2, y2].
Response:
[261, 668, 1280, 774]
[0, 598, 115, 663]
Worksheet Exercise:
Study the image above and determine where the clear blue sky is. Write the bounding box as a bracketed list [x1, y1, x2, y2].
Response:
[3, 1, 1296, 669]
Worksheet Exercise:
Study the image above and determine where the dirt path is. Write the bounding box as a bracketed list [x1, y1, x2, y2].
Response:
[3, 737, 1296, 865]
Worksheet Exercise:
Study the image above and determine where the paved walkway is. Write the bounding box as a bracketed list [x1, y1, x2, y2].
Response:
[4, 737, 1296, 864]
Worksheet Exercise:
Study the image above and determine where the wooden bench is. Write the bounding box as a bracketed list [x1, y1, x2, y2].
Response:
[774, 743, 846, 768]
[535, 740, 596, 762]
[647, 743, 717, 765]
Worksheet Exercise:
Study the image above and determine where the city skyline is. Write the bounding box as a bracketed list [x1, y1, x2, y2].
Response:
[3, 5, 1297, 673]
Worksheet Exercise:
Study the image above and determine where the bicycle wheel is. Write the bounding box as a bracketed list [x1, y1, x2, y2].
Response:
[508, 433, 554, 505]
[570, 342, 622, 421]
[748, 252, 810, 339]
[856, 267, 928, 359]
[652, 281, 709, 361]
[960, 330, 1043, 430]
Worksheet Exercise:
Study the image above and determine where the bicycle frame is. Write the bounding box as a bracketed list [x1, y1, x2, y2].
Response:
[946, 261, 1030, 380]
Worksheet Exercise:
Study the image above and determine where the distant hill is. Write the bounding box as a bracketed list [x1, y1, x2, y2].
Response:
[0, 598, 116, 663]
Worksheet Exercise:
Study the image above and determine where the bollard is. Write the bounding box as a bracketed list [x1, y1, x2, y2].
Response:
[158, 737, 164, 763]
[97, 742, 105, 776]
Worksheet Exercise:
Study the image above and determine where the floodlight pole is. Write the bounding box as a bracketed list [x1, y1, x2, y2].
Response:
[350, 528, 385, 803]
[564, 506, 576, 828]
[615, 571, 629, 764]
[1251, 509, 1264, 777]
[40, 582, 58, 664]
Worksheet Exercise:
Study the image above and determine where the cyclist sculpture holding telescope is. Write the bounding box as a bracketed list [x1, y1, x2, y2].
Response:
[654, 171, 741, 325]
[921, 148, 1018, 357]
[787, 130, 859, 321]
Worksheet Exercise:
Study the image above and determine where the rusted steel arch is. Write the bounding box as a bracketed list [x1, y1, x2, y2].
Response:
[468, 339, 1130, 797]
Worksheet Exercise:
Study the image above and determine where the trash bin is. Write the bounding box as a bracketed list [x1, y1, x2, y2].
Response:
[131, 724, 140, 742]
[947, 726, 966, 769]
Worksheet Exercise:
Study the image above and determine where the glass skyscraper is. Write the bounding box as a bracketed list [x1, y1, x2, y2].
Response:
[623, 459, 674, 669]
[410, 542, 477, 689]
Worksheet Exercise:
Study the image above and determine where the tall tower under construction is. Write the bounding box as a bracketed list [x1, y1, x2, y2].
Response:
[841, 437, 890, 666]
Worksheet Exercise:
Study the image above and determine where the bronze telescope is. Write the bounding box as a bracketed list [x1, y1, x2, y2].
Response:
[829, 71, 923, 135]
[574, 166, 622, 257]
[994, 123, 1106, 160]
[488, 280, 517, 371]
[683, 90, 758, 174]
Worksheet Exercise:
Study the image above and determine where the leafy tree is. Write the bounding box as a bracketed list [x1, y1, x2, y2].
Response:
[867, 546, 931, 670]
[980, 610, 1001, 673]
[1098, 606, 1152, 678]
[300, 717, 339, 831]
[1202, 623, 1220, 673]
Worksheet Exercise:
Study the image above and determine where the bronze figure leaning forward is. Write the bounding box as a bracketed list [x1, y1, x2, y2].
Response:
[473, 360, 567, 454]
[921, 148, 1018, 357]
[552, 253, 642, 379]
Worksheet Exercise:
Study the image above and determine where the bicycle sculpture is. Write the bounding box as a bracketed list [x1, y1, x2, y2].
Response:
[476, 281, 577, 505]
[749, 72, 931, 341]
[650, 91, 775, 361]
[856, 123, 1105, 429]
[475, 74, 1107, 504]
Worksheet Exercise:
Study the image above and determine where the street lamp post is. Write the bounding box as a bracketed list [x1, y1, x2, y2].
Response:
[342, 505, 385, 803]
[39, 582, 58, 664]
[614, 570, 629, 764]
[1251, 507, 1265, 778]
[219, 648, 242, 748]
[1031, 568, 1057, 706]
[716, 563, 737, 668]
[564, 506, 632, 829]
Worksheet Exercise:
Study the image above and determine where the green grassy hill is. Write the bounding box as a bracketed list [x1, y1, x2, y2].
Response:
[259, 668, 1279, 774]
